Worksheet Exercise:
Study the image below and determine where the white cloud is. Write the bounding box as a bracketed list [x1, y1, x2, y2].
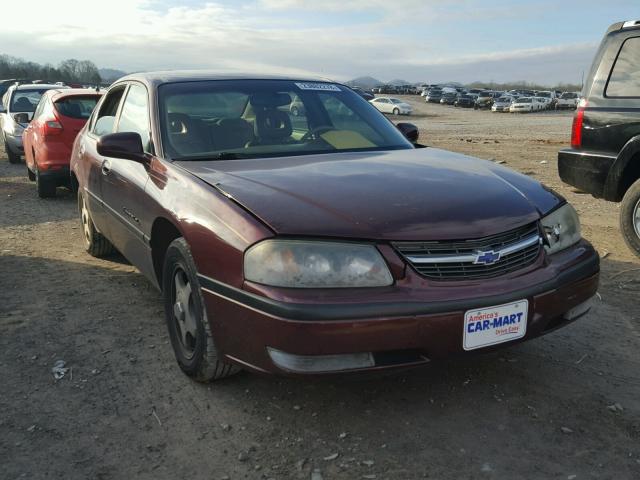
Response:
[0, 0, 595, 84]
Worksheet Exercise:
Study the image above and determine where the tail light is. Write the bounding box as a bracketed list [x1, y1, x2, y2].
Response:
[43, 116, 63, 137]
[571, 98, 587, 148]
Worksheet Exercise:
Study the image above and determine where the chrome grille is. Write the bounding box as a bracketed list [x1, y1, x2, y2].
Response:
[393, 222, 542, 281]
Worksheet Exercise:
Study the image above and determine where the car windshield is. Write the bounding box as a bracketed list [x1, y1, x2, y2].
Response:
[537, 92, 551, 98]
[10, 89, 49, 112]
[497, 97, 510, 102]
[159, 80, 413, 161]
[561, 93, 576, 99]
[517, 98, 532, 103]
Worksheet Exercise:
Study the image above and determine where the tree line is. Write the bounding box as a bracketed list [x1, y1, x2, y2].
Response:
[0, 55, 102, 84]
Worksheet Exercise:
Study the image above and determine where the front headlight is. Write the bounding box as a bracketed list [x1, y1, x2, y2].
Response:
[244, 240, 393, 288]
[541, 203, 581, 254]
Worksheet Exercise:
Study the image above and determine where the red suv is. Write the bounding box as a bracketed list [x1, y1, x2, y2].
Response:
[23, 89, 102, 197]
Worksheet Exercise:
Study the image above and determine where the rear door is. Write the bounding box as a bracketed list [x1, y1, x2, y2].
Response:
[99, 82, 154, 271]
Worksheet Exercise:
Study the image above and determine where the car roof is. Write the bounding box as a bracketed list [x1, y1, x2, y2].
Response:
[114, 70, 335, 88]
[49, 88, 104, 101]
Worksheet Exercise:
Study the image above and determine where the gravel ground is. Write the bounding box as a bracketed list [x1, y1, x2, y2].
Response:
[1, 98, 639, 480]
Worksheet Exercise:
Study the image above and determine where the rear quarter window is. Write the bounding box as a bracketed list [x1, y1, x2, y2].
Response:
[606, 36, 640, 97]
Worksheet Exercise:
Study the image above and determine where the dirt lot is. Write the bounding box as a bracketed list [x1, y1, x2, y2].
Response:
[1, 98, 639, 480]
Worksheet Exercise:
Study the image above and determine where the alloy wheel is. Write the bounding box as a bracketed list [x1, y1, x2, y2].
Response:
[633, 198, 640, 239]
[80, 195, 92, 246]
[172, 268, 198, 360]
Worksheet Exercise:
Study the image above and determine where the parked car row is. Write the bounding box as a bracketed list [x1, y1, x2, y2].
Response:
[420, 85, 580, 112]
[1, 71, 600, 384]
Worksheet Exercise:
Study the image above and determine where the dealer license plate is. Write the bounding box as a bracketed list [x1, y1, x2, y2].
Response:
[463, 300, 528, 351]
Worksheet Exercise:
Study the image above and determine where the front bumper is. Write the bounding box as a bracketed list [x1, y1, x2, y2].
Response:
[5, 134, 23, 155]
[200, 241, 599, 375]
[558, 148, 616, 199]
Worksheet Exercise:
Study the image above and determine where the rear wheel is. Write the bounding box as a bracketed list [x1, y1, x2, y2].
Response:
[620, 178, 640, 259]
[27, 166, 35, 181]
[36, 167, 56, 198]
[4, 141, 21, 164]
[79, 190, 114, 257]
[163, 237, 240, 382]
[393, 108, 400, 115]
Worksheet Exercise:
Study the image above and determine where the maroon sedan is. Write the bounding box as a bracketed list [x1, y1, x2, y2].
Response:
[70, 72, 599, 382]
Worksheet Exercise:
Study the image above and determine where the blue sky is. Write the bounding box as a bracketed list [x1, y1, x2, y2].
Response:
[2, 0, 639, 85]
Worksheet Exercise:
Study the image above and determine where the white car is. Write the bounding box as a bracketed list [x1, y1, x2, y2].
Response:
[555, 92, 580, 109]
[369, 97, 412, 115]
[533, 91, 555, 110]
[510, 97, 537, 113]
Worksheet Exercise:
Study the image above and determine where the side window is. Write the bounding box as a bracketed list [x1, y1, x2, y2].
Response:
[606, 37, 640, 98]
[116, 84, 151, 152]
[93, 86, 126, 136]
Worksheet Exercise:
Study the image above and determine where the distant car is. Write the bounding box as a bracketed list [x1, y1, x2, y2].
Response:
[491, 97, 513, 112]
[454, 94, 475, 108]
[558, 20, 640, 257]
[0, 83, 66, 163]
[534, 91, 555, 110]
[474, 91, 494, 109]
[22, 89, 102, 197]
[440, 92, 457, 105]
[555, 92, 579, 110]
[351, 87, 375, 101]
[425, 89, 443, 103]
[369, 97, 412, 115]
[510, 97, 536, 113]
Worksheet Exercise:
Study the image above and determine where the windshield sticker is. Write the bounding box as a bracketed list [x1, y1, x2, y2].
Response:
[295, 82, 341, 92]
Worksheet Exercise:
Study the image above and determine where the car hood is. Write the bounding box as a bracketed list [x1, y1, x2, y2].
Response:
[176, 148, 561, 241]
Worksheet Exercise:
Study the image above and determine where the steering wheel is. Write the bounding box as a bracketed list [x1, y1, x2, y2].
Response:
[301, 125, 334, 142]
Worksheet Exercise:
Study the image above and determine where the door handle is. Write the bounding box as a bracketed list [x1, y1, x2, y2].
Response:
[101, 160, 111, 175]
[79, 144, 85, 156]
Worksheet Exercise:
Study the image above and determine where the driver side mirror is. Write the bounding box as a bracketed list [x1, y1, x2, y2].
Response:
[14, 113, 30, 124]
[397, 122, 419, 143]
[97, 132, 147, 163]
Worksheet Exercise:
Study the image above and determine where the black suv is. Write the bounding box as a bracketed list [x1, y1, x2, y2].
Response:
[558, 20, 640, 257]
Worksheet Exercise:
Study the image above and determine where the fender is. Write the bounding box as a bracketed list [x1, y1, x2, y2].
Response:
[604, 134, 640, 201]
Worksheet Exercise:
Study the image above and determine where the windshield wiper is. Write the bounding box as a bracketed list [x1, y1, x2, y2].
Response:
[173, 152, 247, 161]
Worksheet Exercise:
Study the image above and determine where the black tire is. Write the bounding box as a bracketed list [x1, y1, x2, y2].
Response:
[290, 106, 299, 116]
[78, 190, 114, 257]
[27, 166, 35, 181]
[393, 108, 400, 115]
[620, 178, 640, 259]
[5, 141, 21, 164]
[36, 167, 56, 198]
[162, 237, 240, 382]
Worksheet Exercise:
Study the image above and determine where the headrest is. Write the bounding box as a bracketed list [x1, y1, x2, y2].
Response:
[167, 112, 191, 134]
[254, 109, 292, 140]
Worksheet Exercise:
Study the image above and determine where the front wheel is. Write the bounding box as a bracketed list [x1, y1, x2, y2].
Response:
[620, 178, 640, 259]
[5, 141, 21, 164]
[163, 238, 240, 382]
